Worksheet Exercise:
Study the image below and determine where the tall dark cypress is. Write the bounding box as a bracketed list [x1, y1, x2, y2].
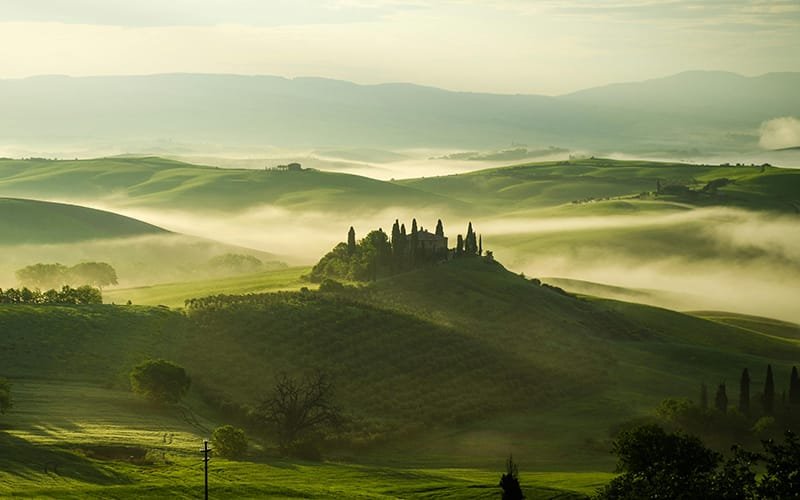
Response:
[456, 234, 464, 256]
[478, 235, 482, 256]
[715, 383, 728, 413]
[790, 366, 800, 405]
[347, 226, 356, 255]
[739, 368, 750, 416]
[763, 364, 775, 415]
[700, 383, 708, 410]
[435, 219, 444, 238]
[465, 222, 477, 255]
[391, 220, 401, 260]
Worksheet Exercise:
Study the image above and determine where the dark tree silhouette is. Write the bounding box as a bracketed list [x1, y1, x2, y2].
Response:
[790, 366, 800, 406]
[456, 234, 464, 255]
[347, 226, 356, 255]
[0, 378, 12, 414]
[700, 383, 708, 410]
[715, 383, 728, 413]
[435, 219, 444, 238]
[759, 431, 800, 498]
[478, 234, 482, 256]
[763, 365, 775, 416]
[256, 371, 342, 455]
[499, 455, 524, 499]
[739, 368, 750, 416]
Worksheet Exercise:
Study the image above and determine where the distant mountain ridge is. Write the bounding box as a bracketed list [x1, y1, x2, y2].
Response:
[1, 71, 798, 153]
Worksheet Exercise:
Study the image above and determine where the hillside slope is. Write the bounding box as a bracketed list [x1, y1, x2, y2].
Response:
[0, 157, 464, 213]
[2, 258, 797, 467]
[0, 197, 167, 244]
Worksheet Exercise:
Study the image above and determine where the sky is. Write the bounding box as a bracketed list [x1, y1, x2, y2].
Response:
[0, 0, 798, 95]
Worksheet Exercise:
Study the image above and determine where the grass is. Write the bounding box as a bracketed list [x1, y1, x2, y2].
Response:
[0, 380, 602, 498]
[0, 197, 166, 244]
[104, 266, 312, 307]
[0, 157, 464, 213]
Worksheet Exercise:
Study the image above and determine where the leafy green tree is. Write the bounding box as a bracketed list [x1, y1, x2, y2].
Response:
[256, 371, 341, 455]
[212, 425, 248, 459]
[715, 383, 728, 413]
[68, 262, 118, 288]
[739, 368, 750, 416]
[15, 263, 68, 289]
[763, 364, 775, 416]
[596, 425, 721, 499]
[0, 378, 12, 414]
[499, 455, 524, 499]
[130, 359, 191, 404]
[758, 431, 800, 498]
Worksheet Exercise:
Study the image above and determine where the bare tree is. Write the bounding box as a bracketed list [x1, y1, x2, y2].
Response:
[256, 371, 341, 454]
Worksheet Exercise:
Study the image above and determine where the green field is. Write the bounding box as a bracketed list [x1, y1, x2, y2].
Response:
[104, 266, 312, 307]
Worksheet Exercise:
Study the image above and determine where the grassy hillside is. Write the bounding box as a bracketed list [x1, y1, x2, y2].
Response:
[398, 158, 800, 213]
[104, 266, 312, 307]
[0, 157, 464, 213]
[0, 197, 167, 244]
[3, 259, 798, 466]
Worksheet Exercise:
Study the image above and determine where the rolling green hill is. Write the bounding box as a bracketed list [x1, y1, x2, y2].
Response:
[2, 259, 797, 469]
[0, 157, 464, 213]
[397, 157, 800, 213]
[0, 197, 167, 244]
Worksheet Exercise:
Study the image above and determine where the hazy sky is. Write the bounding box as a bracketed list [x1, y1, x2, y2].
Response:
[1, 0, 798, 95]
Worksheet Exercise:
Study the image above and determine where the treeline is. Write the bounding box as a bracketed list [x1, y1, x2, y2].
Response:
[16, 262, 118, 289]
[0, 285, 102, 305]
[309, 218, 484, 282]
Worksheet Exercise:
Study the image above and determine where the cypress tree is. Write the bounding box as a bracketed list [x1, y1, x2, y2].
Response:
[435, 219, 444, 238]
[790, 366, 800, 405]
[700, 383, 708, 410]
[456, 234, 464, 256]
[763, 364, 775, 415]
[347, 226, 356, 255]
[478, 235, 483, 256]
[715, 383, 728, 413]
[391, 220, 401, 262]
[411, 219, 418, 235]
[739, 368, 750, 416]
[465, 222, 477, 255]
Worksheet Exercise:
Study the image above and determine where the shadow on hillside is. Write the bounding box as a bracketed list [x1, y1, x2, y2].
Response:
[0, 432, 131, 485]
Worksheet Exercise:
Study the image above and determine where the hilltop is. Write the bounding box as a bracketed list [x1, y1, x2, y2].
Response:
[0, 197, 167, 244]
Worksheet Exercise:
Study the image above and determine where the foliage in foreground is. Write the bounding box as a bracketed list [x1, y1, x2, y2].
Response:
[0, 285, 102, 305]
[129, 359, 191, 404]
[595, 424, 800, 500]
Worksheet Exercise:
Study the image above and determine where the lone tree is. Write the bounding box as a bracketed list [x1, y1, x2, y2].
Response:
[0, 378, 12, 414]
[499, 455, 524, 499]
[212, 425, 248, 459]
[789, 366, 800, 406]
[739, 368, 751, 416]
[256, 371, 342, 455]
[715, 383, 728, 414]
[130, 359, 191, 404]
[347, 227, 356, 255]
[15, 263, 68, 289]
[763, 364, 775, 415]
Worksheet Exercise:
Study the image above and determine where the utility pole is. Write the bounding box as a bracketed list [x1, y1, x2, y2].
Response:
[201, 439, 211, 499]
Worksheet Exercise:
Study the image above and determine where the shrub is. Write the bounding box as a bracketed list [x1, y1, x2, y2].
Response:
[212, 425, 248, 459]
[130, 359, 191, 404]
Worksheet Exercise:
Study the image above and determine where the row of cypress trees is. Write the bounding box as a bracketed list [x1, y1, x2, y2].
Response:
[703, 364, 800, 416]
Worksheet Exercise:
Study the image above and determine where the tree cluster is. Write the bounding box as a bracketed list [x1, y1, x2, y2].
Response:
[15, 262, 118, 289]
[596, 424, 800, 499]
[0, 285, 102, 305]
[309, 218, 483, 282]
